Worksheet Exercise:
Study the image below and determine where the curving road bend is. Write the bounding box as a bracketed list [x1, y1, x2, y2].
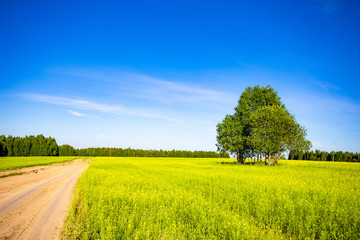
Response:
[0, 159, 88, 240]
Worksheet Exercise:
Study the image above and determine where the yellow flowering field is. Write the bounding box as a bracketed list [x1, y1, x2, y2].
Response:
[62, 158, 360, 239]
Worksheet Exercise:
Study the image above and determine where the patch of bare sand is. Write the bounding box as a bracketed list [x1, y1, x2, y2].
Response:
[0, 159, 88, 240]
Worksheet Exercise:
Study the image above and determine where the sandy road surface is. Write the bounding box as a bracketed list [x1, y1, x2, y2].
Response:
[0, 159, 88, 240]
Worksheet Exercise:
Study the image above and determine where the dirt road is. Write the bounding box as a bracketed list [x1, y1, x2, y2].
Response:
[0, 159, 88, 240]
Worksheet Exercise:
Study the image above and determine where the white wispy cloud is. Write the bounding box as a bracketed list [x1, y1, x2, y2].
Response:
[66, 109, 99, 118]
[284, 93, 360, 114]
[20, 93, 185, 123]
[311, 80, 339, 90]
[130, 73, 236, 104]
[22, 93, 119, 112]
[52, 67, 237, 106]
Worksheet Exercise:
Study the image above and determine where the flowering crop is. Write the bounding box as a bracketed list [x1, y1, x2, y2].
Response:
[62, 158, 360, 239]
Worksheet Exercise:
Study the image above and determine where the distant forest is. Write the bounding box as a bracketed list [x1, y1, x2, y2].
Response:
[289, 149, 360, 162]
[0, 135, 58, 157]
[0, 135, 229, 158]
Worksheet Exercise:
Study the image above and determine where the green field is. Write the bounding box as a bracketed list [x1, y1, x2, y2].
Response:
[61, 158, 360, 239]
[0, 156, 79, 171]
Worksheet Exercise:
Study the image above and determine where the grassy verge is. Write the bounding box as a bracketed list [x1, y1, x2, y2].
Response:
[0, 156, 79, 171]
[62, 158, 360, 239]
[0, 171, 25, 178]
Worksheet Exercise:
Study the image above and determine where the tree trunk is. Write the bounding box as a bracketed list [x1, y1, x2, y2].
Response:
[237, 152, 243, 163]
[264, 154, 267, 165]
[268, 153, 271, 166]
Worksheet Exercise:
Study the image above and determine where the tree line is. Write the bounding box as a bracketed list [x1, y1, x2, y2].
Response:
[0, 135, 58, 156]
[289, 149, 360, 162]
[0, 135, 229, 158]
[60, 145, 229, 158]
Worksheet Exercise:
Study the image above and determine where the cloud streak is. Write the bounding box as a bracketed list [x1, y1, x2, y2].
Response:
[66, 109, 99, 118]
[311, 80, 339, 91]
[53, 67, 238, 106]
[130, 73, 237, 104]
[284, 92, 360, 114]
[20, 93, 185, 123]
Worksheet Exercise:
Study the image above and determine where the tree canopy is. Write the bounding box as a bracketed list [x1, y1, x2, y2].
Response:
[216, 85, 311, 165]
[0, 134, 59, 157]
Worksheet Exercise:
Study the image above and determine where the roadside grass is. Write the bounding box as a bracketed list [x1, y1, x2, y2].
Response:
[0, 156, 79, 171]
[62, 158, 360, 239]
[0, 171, 24, 178]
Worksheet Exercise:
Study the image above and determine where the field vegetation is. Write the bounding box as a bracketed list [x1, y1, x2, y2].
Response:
[0, 156, 78, 171]
[62, 157, 360, 239]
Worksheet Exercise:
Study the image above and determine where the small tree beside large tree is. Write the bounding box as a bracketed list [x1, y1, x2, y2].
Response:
[216, 114, 246, 163]
[216, 85, 311, 165]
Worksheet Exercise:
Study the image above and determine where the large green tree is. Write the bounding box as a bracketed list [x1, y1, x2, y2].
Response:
[216, 85, 311, 164]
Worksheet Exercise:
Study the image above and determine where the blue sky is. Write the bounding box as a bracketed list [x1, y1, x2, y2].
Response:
[1, 0, 359, 152]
